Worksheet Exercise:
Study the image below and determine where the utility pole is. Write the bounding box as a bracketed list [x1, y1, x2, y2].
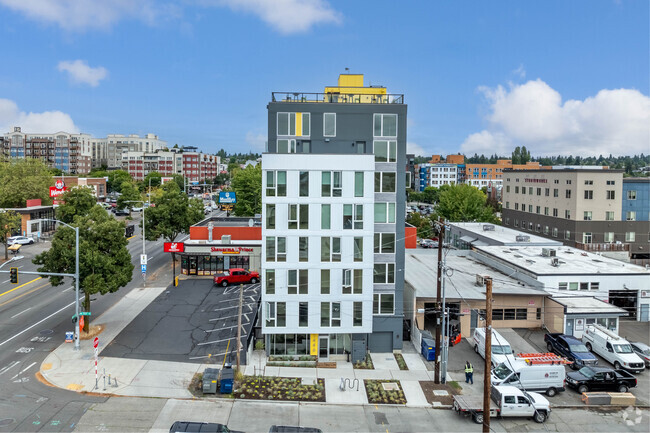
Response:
[236, 283, 243, 371]
[482, 276, 493, 433]
[434, 218, 445, 383]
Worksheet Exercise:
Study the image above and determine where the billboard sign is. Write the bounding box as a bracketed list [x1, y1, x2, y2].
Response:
[164, 242, 185, 253]
[219, 191, 236, 204]
[49, 179, 68, 197]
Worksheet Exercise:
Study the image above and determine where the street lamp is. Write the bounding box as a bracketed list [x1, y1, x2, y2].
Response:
[125, 200, 146, 287]
[44, 219, 80, 350]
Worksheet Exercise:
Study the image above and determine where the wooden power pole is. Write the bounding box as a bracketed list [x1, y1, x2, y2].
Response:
[482, 276, 493, 433]
[434, 218, 445, 383]
[236, 283, 244, 371]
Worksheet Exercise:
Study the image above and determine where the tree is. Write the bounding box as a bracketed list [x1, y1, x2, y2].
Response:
[230, 164, 261, 216]
[0, 210, 21, 260]
[106, 170, 132, 193]
[117, 181, 142, 210]
[56, 187, 97, 224]
[421, 186, 440, 204]
[33, 206, 133, 332]
[0, 159, 53, 207]
[436, 184, 498, 223]
[143, 181, 203, 244]
[142, 171, 162, 191]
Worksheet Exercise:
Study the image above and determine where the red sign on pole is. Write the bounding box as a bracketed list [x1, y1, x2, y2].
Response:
[164, 242, 184, 253]
[93, 337, 99, 348]
[79, 316, 84, 333]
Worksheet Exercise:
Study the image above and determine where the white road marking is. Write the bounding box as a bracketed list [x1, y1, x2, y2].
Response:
[11, 307, 31, 318]
[10, 361, 37, 380]
[0, 361, 20, 376]
[0, 300, 78, 348]
[1, 279, 9, 284]
[62, 287, 73, 292]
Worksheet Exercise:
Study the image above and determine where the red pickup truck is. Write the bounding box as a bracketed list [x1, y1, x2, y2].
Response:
[214, 268, 259, 286]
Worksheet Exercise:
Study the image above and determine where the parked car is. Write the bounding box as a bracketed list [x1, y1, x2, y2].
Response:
[213, 268, 260, 287]
[113, 208, 130, 216]
[420, 239, 438, 248]
[566, 366, 637, 393]
[453, 385, 551, 424]
[7, 236, 34, 245]
[492, 359, 566, 397]
[131, 206, 143, 212]
[473, 327, 514, 368]
[581, 324, 645, 373]
[630, 342, 650, 367]
[169, 421, 243, 433]
[544, 333, 598, 369]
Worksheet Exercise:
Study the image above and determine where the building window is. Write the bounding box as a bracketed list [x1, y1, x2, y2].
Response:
[565, 189, 571, 199]
[506, 185, 510, 193]
[553, 208, 558, 217]
[374, 140, 397, 162]
[321, 204, 330, 229]
[299, 171, 309, 196]
[374, 202, 396, 223]
[287, 269, 308, 295]
[299, 302, 309, 327]
[584, 211, 592, 221]
[322, 171, 342, 197]
[604, 232, 614, 242]
[266, 204, 275, 229]
[585, 180, 593, 185]
[353, 302, 363, 327]
[515, 186, 519, 194]
[552, 227, 558, 237]
[584, 190, 593, 199]
[505, 201, 510, 209]
[626, 232, 636, 242]
[580, 282, 589, 291]
[536, 206, 540, 214]
[492, 309, 504, 320]
[514, 203, 519, 210]
[373, 293, 394, 315]
[591, 282, 599, 290]
[606, 180, 615, 185]
[559, 282, 568, 290]
[266, 236, 286, 262]
[544, 207, 549, 216]
[266, 170, 286, 196]
[374, 263, 395, 284]
[565, 210, 571, 219]
[374, 172, 396, 192]
[626, 211, 636, 221]
[537, 188, 541, 196]
[374, 233, 395, 253]
[565, 230, 571, 240]
[265, 270, 275, 294]
[536, 308, 542, 320]
[288, 204, 309, 229]
[354, 237, 363, 262]
[321, 302, 341, 327]
[553, 189, 558, 197]
[522, 187, 526, 195]
[342, 269, 363, 294]
[299, 237, 308, 262]
[544, 226, 549, 235]
[266, 302, 285, 327]
[355, 172, 364, 197]
[569, 282, 578, 291]
[321, 237, 341, 262]
[323, 113, 336, 137]
[606, 190, 615, 200]
[606, 211, 615, 221]
[343, 204, 363, 229]
[277, 112, 310, 136]
[321, 269, 330, 294]
[545, 188, 549, 196]
[627, 190, 637, 200]
[373, 114, 397, 137]
[277, 139, 297, 153]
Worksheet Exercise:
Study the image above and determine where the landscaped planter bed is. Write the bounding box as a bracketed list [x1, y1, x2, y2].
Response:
[236, 376, 325, 402]
[364, 379, 407, 404]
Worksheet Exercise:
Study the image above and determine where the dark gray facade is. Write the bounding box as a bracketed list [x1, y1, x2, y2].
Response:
[267, 97, 407, 352]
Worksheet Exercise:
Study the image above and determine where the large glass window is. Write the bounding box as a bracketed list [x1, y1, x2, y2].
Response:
[265, 270, 275, 294]
[320, 302, 330, 327]
[321, 204, 330, 229]
[627, 190, 637, 200]
[375, 172, 396, 192]
[374, 233, 395, 253]
[321, 269, 330, 294]
[373, 293, 394, 315]
[266, 171, 286, 197]
[354, 237, 363, 262]
[353, 302, 363, 327]
[277, 139, 297, 153]
[374, 203, 396, 223]
[355, 172, 364, 197]
[299, 171, 309, 196]
[299, 303, 309, 327]
[277, 302, 286, 327]
[288, 204, 309, 229]
[374, 140, 397, 162]
[373, 114, 397, 137]
[323, 113, 336, 137]
[321, 237, 341, 262]
[266, 204, 275, 229]
[322, 171, 342, 197]
[373, 263, 395, 284]
[266, 236, 286, 262]
[299, 237, 308, 262]
[278, 112, 310, 136]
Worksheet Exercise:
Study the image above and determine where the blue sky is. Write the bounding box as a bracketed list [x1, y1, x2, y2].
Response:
[0, 0, 648, 158]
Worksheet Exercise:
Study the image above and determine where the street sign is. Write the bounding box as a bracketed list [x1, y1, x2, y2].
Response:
[79, 312, 91, 316]
[93, 337, 99, 348]
[141, 264, 147, 273]
[140, 254, 147, 265]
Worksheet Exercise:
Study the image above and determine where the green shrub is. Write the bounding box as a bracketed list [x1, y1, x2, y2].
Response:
[254, 340, 265, 350]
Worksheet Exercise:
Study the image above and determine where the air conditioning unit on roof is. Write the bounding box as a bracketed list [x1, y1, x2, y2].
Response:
[542, 248, 557, 257]
[516, 235, 530, 242]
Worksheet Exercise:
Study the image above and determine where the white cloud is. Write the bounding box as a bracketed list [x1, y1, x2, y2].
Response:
[245, 132, 266, 151]
[407, 141, 427, 157]
[0, 0, 163, 31]
[57, 60, 108, 87]
[461, 79, 650, 157]
[0, 98, 79, 133]
[513, 64, 526, 79]
[214, 0, 342, 34]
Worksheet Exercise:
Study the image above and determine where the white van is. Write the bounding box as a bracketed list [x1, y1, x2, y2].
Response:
[473, 328, 514, 368]
[491, 359, 566, 397]
[581, 324, 645, 374]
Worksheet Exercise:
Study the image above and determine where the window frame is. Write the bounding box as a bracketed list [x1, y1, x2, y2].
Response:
[323, 113, 336, 137]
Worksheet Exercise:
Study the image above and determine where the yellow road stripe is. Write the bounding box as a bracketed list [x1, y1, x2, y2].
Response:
[127, 235, 136, 240]
[0, 281, 50, 307]
[0, 277, 42, 298]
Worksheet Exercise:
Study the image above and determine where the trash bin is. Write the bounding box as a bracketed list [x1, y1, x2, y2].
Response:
[202, 368, 219, 394]
[220, 367, 234, 394]
[421, 337, 436, 361]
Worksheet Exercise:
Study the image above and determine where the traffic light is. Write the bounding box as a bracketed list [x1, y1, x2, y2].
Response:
[9, 267, 18, 284]
[71, 315, 78, 324]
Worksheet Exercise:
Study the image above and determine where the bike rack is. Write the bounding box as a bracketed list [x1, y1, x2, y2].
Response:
[339, 377, 359, 391]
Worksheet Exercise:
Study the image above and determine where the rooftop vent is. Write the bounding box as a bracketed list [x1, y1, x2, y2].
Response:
[526, 259, 536, 264]
[221, 235, 231, 244]
[515, 235, 530, 242]
[483, 224, 495, 231]
[541, 248, 557, 257]
[551, 257, 559, 267]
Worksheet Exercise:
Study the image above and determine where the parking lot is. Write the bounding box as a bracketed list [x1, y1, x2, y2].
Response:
[446, 323, 650, 407]
[101, 279, 260, 365]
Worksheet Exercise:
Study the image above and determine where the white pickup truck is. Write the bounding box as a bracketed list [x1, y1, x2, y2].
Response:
[452, 385, 551, 424]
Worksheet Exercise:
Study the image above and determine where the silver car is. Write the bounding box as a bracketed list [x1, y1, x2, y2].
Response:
[630, 342, 650, 367]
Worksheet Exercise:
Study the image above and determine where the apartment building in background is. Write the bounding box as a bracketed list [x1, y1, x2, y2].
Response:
[501, 168, 650, 262]
[121, 147, 220, 182]
[262, 74, 406, 361]
[91, 133, 167, 169]
[1, 127, 93, 174]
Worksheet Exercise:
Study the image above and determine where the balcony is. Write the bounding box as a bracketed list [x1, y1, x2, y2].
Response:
[575, 242, 630, 252]
[271, 92, 404, 104]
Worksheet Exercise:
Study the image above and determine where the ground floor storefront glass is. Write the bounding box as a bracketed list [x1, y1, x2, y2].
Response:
[266, 333, 351, 357]
[181, 254, 250, 275]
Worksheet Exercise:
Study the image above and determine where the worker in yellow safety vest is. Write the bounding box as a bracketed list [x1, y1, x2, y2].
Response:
[465, 361, 474, 384]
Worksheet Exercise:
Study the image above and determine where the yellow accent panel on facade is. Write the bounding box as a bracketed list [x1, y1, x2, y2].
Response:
[295, 112, 302, 137]
[310, 334, 319, 356]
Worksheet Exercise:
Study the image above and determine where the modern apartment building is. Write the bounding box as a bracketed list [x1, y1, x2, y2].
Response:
[262, 74, 406, 360]
[623, 178, 649, 222]
[1, 127, 93, 174]
[501, 168, 650, 260]
[91, 133, 167, 169]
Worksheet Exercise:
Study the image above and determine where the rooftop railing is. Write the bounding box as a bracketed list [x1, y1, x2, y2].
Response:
[271, 92, 404, 104]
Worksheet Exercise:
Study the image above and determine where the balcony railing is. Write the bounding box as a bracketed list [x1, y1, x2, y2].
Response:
[271, 92, 404, 104]
[575, 242, 630, 252]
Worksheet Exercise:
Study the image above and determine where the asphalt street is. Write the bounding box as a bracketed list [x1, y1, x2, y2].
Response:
[0, 212, 175, 432]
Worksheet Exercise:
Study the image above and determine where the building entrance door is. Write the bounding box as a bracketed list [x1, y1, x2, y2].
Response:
[318, 336, 329, 360]
[565, 319, 574, 336]
[188, 256, 197, 275]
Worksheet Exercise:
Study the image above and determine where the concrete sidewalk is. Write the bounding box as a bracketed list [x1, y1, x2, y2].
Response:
[39, 285, 445, 407]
